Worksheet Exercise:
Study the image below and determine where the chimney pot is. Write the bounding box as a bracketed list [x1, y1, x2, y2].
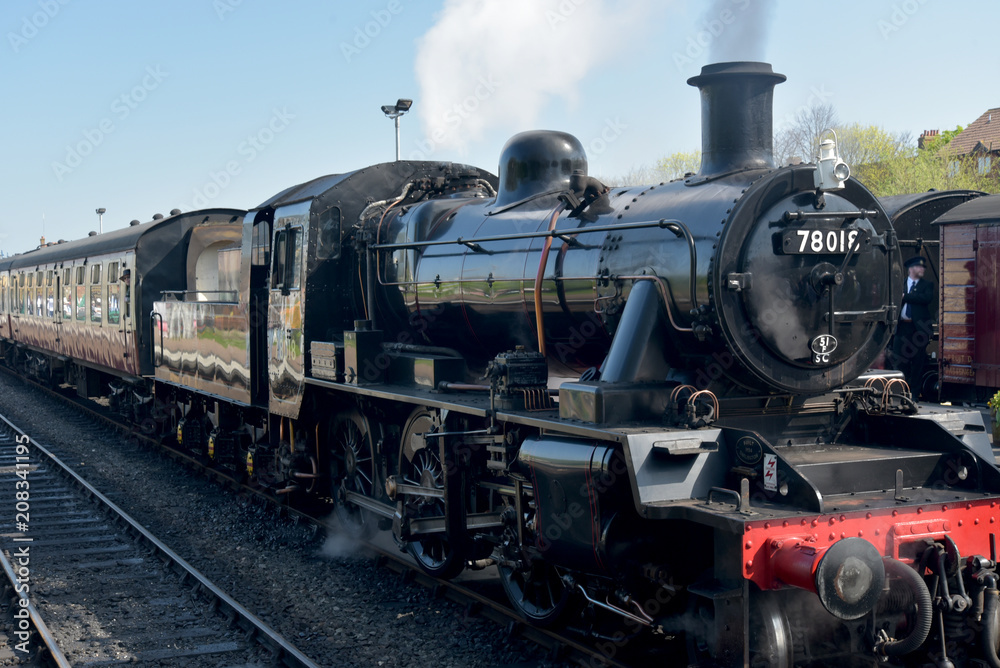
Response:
[687, 61, 786, 178]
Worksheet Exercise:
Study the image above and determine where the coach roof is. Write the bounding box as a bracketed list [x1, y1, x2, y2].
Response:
[4, 209, 244, 270]
[934, 192, 1000, 226]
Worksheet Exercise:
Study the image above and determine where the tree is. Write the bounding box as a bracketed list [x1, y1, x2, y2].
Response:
[597, 164, 670, 187]
[655, 150, 702, 181]
[857, 126, 999, 196]
[836, 123, 913, 167]
[597, 152, 701, 187]
[773, 103, 838, 165]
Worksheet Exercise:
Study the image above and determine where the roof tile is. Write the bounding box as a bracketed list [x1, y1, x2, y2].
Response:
[949, 107, 1000, 155]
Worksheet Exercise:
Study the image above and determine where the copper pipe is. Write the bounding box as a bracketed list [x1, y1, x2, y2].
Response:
[533, 204, 566, 357]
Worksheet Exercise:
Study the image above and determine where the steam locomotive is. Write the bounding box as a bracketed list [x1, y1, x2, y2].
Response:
[3, 62, 1000, 667]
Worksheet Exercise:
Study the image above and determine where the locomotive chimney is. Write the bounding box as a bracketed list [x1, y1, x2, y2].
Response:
[687, 61, 786, 178]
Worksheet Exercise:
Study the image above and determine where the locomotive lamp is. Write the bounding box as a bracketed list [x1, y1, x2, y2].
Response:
[814, 131, 850, 191]
[380, 98, 412, 161]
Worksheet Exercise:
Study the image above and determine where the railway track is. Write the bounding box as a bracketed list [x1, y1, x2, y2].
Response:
[0, 410, 320, 667]
[0, 370, 647, 667]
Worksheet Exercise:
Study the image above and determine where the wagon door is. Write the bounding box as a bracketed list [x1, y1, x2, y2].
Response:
[267, 202, 308, 418]
[975, 224, 1000, 389]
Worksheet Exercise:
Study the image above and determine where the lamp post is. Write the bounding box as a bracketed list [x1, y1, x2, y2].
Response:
[96, 208, 106, 234]
[380, 98, 412, 161]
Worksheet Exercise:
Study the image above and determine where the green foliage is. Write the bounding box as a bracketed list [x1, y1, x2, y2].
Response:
[989, 390, 1000, 422]
[597, 151, 701, 186]
[836, 123, 913, 166]
[855, 125, 999, 196]
[655, 150, 702, 181]
[597, 165, 671, 187]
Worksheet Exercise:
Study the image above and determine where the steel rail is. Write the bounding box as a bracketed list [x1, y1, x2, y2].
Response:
[0, 544, 70, 666]
[0, 409, 322, 668]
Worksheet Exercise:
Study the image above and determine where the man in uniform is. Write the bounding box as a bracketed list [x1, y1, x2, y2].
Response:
[892, 255, 934, 397]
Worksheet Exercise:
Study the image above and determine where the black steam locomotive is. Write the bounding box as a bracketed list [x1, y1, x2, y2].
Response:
[3, 62, 1000, 667]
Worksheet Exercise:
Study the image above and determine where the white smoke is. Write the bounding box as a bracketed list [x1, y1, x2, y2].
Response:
[703, 0, 775, 63]
[321, 530, 362, 559]
[413, 0, 653, 157]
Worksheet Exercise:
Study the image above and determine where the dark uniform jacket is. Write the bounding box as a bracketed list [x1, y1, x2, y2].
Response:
[901, 278, 933, 326]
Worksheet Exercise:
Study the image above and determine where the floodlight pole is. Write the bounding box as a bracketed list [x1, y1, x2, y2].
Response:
[393, 114, 402, 161]
[381, 99, 412, 161]
[96, 207, 106, 234]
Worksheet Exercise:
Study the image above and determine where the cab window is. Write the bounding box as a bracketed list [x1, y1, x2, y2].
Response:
[271, 226, 302, 292]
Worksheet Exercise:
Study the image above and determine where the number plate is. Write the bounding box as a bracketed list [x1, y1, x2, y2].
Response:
[780, 228, 862, 255]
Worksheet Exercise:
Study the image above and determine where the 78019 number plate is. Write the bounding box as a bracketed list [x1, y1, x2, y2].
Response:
[780, 228, 862, 255]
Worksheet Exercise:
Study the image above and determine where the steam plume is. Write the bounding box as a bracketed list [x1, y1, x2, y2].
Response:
[413, 0, 652, 157]
[703, 0, 774, 62]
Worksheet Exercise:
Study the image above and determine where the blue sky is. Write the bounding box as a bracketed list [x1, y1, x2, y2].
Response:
[2, 0, 997, 255]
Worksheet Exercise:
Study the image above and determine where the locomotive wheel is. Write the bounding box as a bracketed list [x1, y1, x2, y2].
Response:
[685, 590, 792, 667]
[398, 408, 468, 579]
[749, 591, 793, 667]
[498, 560, 569, 626]
[329, 410, 376, 538]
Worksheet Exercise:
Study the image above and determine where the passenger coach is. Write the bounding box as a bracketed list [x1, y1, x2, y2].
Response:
[0, 210, 243, 413]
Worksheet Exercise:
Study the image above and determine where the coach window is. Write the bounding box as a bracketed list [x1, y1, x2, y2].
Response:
[45, 270, 54, 318]
[122, 269, 131, 322]
[62, 268, 72, 319]
[252, 218, 272, 267]
[76, 266, 86, 321]
[35, 276, 43, 318]
[34, 272, 42, 317]
[107, 261, 120, 324]
[90, 263, 102, 323]
[26, 273, 34, 317]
